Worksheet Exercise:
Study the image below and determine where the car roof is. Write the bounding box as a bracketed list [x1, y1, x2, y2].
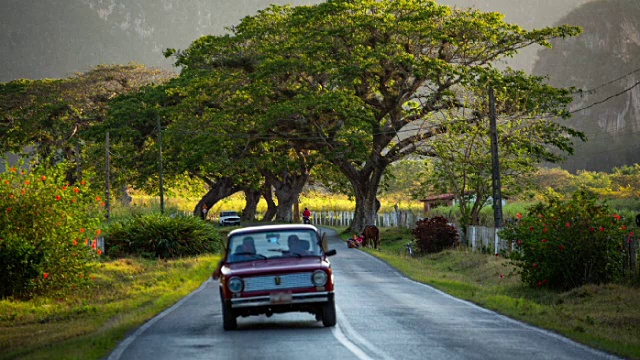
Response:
[228, 224, 320, 237]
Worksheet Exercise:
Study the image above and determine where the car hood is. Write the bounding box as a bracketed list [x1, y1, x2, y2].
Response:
[223, 257, 330, 277]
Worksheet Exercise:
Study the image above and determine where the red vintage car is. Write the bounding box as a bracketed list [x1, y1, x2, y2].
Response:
[215, 224, 337, 330]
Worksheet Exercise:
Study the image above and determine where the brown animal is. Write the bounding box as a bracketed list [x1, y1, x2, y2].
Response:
[362, 225, 380, 250]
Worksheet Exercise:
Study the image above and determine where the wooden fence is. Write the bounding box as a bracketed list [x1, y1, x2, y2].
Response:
[311, 210, 423, 229]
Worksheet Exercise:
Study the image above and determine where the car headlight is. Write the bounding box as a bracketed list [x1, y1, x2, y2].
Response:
[227, 277, 244, 293]
[312, 270, 328, 286]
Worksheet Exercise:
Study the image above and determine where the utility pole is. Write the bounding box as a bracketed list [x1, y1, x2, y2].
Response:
[489, 87, 504, 229]
[157, 115, 165, 214]
[105, 131, 111, 222]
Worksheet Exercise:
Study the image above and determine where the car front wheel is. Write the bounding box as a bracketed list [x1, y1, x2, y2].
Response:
[321, 300, 336, 327]
[221, 299, 237, 330]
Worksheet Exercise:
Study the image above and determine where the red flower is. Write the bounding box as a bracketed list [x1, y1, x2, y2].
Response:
[630, 232, 635, 237]
[529, 227, 534, 232]
[55, 195, 61, 201]
[96, 229, 102, 235]
[565, 222, 571, 228]
[95, 196, 101, 201]
[533, 263, 538, 268]
[537, 281, 542, 287]
[538, 214, 543, 218]
[92, 240, 97, 249]
[6, 208, 10, 213]
[543, 227, 548, 233]
[97, 249, 103, 255]
[43, 273, 49, 279]
[621, 225, 627, 231]
[73, 239, 78, 246]
[4, 180, 9, 185]
[10, 167, 16, 173]
[81, 180, 86, 185]
[558, 245, 565, 250]
[599, 226, 605, 232]
[41, 175, 46, 181]
[613, 214, 621, 221]
[21, 189, 25, 195]
[80, 228, 85, 233]
[25, 180, 30, 185]
[589, 227, 595, 232]
[73, 187, 79, 193]
[499, 274, 504, 279]
[516, 213, 522, 219]
[100, 202, 105, 207]
[9, 194, 13, 199]
[541, 239, 547, 243]
[517, 240, 522, 245]
[62, 186, 67, 190]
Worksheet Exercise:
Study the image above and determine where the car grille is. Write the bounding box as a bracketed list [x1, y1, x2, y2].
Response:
[243, 272, 313, 292]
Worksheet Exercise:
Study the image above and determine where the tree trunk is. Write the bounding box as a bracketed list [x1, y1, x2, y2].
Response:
[346, 167, 384, 234]
[242, 188, 261, 222]
[271, 172, 309, 223]
[262, 186, 277, 222]
[193, 176, 241, 219]
[119, 184, 132, 206]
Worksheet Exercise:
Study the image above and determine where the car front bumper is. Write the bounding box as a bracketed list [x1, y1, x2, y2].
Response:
[231, 291, 332, 308]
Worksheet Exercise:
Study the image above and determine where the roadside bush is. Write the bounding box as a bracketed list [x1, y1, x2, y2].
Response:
[500, 190, 632, 290]
[0, 162, 103, 299]
[412, 216, 460, 254]
[105, 213, 222, 259]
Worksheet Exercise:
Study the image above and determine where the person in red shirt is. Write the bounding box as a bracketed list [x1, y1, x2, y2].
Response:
[302, 207, 311, 224]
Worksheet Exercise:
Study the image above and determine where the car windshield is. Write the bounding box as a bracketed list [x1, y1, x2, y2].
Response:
[226, 229, 322, 263]
[221, 212, 239, 217]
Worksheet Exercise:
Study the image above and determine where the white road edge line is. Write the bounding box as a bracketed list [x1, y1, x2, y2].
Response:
[364, 254, 623, 360]
[107, 278, 213, 360]
[332, 303, 395, 360]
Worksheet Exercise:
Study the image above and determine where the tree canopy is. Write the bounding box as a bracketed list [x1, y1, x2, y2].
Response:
[2, 1, 585, 232]
[166, 0, 582, 231]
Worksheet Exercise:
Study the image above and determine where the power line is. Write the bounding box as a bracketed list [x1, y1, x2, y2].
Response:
[573, 66, 640, 96]
[570, 80, 640, 114]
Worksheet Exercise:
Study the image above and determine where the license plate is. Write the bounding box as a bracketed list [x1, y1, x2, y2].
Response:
[270, 291, 292, 304]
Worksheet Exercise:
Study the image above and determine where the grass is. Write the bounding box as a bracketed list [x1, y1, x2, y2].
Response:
[0, 255, 220, 360]
[339, 227, 640, 360]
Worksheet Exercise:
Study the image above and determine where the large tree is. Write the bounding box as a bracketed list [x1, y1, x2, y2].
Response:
[0, 64, 174, 183]
[219, 0, 582, 232]
[416, 73, 586, 228]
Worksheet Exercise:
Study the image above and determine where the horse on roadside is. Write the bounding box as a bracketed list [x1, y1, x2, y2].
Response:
[362, 225, 380, 250]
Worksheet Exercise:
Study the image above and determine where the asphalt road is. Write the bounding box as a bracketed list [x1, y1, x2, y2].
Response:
[107, 228, 622, 360]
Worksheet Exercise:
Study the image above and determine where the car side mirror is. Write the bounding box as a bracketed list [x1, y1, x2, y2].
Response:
[325, 249, 337, 256]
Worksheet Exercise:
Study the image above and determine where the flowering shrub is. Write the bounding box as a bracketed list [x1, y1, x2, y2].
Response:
[412, 216, 460, 254]
[0, 162, 104, 299]
[500, 191, 631, 290]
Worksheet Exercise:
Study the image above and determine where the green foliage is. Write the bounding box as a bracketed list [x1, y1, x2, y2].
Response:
[500, 191, 632, 290]
[0, 162, 104, 299]
[104, 213, 222, 259]
[411, 216, 460, 254]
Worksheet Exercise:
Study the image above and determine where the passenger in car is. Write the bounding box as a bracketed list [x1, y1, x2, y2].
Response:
[288, 235, 312, 256]
[229, 236, 257, 262]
